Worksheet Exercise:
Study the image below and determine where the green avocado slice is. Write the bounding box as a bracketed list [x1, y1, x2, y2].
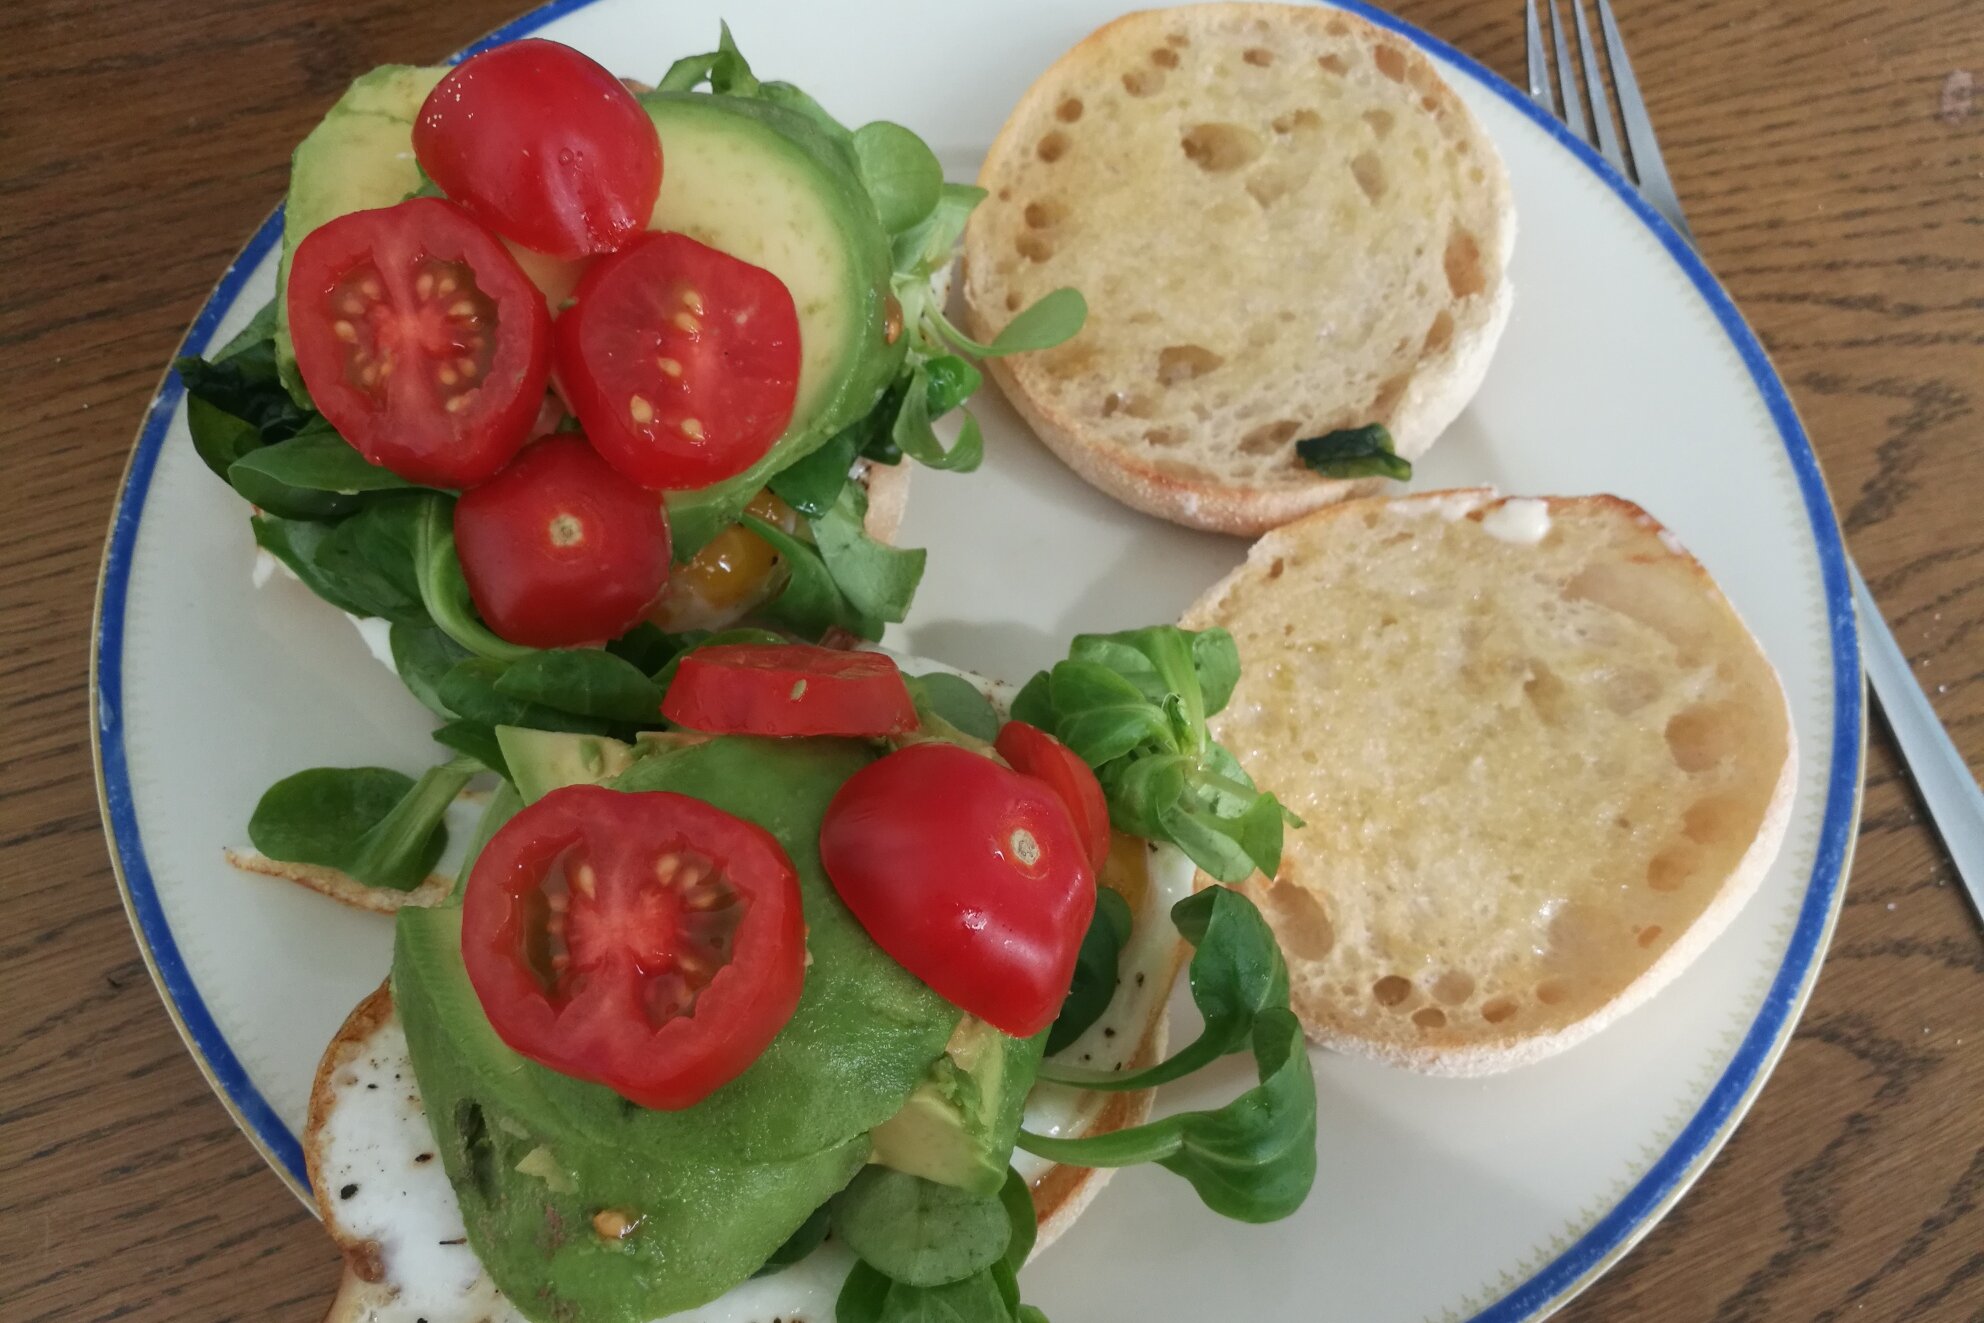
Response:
[640, 92, 905, 556]
[275, 64, 446, 402]
[393, 735, 959, 1323]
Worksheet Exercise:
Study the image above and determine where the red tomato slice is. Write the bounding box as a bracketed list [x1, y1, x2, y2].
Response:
[819, 743, 1095, 1036]
[662, 645, 918, 738]
[461, 783, 805, 1110]
[287, 198, 551, 487]
[995, 721, 1111, 876]
[555, 232, 801, 490]
[453, 434, 671, 648]
[414, 39, 662, 259]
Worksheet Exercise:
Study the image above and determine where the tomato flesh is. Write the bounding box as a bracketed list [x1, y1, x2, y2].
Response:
[819, 743, 1095, 1036]
[995, 721, 1112, 876]
[462, 784, 805, 1110]
[555, 232, 801, 490]
[288, 197, 551, 487]
[453, 433, 671, 648]
[414, 39, 662, 259]
[663, 644, 918, 738]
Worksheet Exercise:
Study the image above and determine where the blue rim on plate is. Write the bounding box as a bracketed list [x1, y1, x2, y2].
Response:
[89, 1, 1864, 1318]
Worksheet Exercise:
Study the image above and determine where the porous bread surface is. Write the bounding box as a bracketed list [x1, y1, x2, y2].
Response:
[1182, 491, 1797, 1074]
[964, 4, 1514, 535]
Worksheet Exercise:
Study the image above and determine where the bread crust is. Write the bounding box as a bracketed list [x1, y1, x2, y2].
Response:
[1184, 490, 1798, 1074]
[965, 4, 1515, 536]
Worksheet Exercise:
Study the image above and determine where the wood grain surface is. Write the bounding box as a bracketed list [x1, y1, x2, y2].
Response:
[3, 0, 1979, 1319]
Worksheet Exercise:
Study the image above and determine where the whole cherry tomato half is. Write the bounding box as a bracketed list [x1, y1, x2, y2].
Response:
[662, 644, 918, 738]
[414, 39, 662, 259]
[453, 433, 670, 648]
[555, 232, 801, 490]
[462, 783, 805, 1110]
[819, 743, 1096, 1037]
[995, 721, 1111, 876]
[287, 197, 552, 487]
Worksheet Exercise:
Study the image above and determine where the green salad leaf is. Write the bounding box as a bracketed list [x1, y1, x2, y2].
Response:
[1295, 423, 1412, 481]
[1042, 885, 1286, 1090]
[853, 121, 944, 233]
[831, 1168, 1011, 1288]
[1021, 888, 1316, 1222]
[1044, 887, 1132, 1055]
[903, 671, 1001, 744]
[225, 420, 422, 519]
[834, 1167, 1043, 1323]
[741, 514, 877, 641]
[430, 719, 511, 781]
[766, 429, 861, 518]
[926, 288, 1089, 360]
[389, 622, 471, 719]
[810, 484, 928, 623]
[175, 307, 315, 479]
[490, 649, 666, 725]
[1012, 626, 1296, 882]
[436, 658, 625, 739]
[247, 756, 478, 891]
[753, 1203, 832, 1278]
[410, 494, 534, 662]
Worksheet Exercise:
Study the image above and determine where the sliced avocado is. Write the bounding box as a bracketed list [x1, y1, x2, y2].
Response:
[869, 1016, 1047, 1197]
[394, 736, 961, 1323]
[494, 726, 637, 803]
[275, 65, 447, 401]
[639, 93, 905, 553]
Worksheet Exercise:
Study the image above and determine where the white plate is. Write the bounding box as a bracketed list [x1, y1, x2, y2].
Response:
[92, 2, 1863, 1320]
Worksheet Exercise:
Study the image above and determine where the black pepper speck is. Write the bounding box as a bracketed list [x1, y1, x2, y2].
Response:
[339, 1183, 358, 1200]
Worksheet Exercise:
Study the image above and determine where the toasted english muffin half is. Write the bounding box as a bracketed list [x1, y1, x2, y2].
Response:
[963, 4, 1513, 535]
[1181, 490, 1796, 1074]
[308, 838, 1193, 1322]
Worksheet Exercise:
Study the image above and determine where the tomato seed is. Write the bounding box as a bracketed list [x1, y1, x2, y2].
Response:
[656, 356, 682, 377]
[573, 863, 598, 897]
[682, 288, 705, 315]
[438, 366, 459, 386]
[416, 273, 434, 299]
[333, 320, 357, 343]
[592, 1208, 639, 1241]
[629, 394, 655, 424]
[654, 853, 681, 885]
[681, 418, 705, 440]
[673, 311, 701, 334]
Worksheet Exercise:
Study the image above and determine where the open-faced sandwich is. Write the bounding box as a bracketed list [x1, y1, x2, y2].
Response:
[302, 632, 1317, 1322]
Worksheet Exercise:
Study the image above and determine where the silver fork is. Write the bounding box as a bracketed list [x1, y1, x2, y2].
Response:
[1525, 0, 1984, 921]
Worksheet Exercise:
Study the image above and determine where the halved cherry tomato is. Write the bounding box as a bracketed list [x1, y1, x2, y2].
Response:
[819, 743, 1095, 1036]
[453, 433, 670, 648]
[663, 644, 918, 738]
[414, 39, 662, 259]
[555, 232, 801, 490]
[462, 784, 804, 1110]
[995, 721, 1111, 876]
[288, 198, 551, 487]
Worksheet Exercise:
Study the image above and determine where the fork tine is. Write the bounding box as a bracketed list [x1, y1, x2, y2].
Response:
[1570, 0, 1630, 174]
[1545, 1, 1591, 145]
[1597, 0, 1695, 240]
[1524, 0, 1558, 113]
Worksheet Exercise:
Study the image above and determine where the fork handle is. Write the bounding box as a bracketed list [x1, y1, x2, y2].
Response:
[1851, 559, 1984, 917]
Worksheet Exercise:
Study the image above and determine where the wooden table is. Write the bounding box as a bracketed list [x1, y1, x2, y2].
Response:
[4, 1, 1979, 1318]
